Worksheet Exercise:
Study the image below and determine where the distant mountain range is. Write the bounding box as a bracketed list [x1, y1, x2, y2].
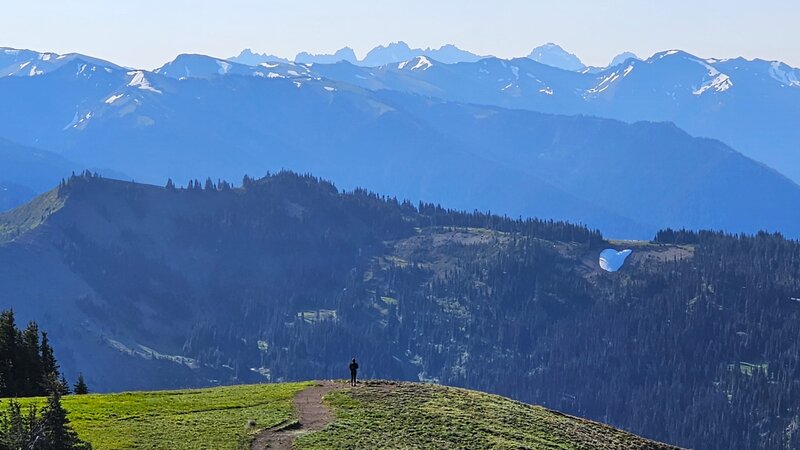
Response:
[228, 41, 639, 72]
[1, 45, 799, 238]
[229, 41, 489, 67]
[0, 134, 124, 209]
[0, 137, 93, 209]
[228, 41, 640, 72]
[307, 50, 800, 183]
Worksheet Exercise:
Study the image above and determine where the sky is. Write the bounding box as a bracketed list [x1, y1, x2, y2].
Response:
[0, 0, 798, 69]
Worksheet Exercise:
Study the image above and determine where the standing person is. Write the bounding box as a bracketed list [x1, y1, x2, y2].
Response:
[349, 358, 359, 386]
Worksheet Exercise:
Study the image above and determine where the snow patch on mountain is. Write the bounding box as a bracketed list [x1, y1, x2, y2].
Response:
[660, 50, 681, 58]
[623, 64, 635, 76]
[63, 110, 94, 130]
[105, 338, 200, 369]
[411, 56, 433, 71]
[769, 62, 800, 87]
[587, 71, 621, 94]
[693, 73, 733, 95]
[104, 93, 125, 105]
[216, 60, 231, 74]
[127, 71, 162, 94]
[74, 111, 93, 129]
[398, 56, 434, 71]
[691, 59, 733, 95]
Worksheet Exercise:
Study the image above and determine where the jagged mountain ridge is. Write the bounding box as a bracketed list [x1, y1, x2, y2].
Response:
[226, 41, 633, 70]
[227, 41, 488, 67]
[1, 49, 799, 237]
[155, 46, 800, 183]
[307, 50, 800, 182]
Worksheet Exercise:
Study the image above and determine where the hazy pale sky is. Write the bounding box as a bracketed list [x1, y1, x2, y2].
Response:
[1, 0, 797, 69]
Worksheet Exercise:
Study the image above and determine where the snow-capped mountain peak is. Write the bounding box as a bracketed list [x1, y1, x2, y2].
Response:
[0, 47, 120, 78]
[155, 54, 312, 80]
[398, 56, 434, 71]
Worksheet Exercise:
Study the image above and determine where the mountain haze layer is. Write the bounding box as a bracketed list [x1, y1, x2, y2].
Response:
[311, 50, 800, 183]
[228, 41, 487, 67]
[1, 48, 799, 237]
[529, 43, 586, 71]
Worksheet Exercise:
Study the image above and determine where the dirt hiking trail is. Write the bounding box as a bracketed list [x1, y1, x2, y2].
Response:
[251, 381, 342, 449]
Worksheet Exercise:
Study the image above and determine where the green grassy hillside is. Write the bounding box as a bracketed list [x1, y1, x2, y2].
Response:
[6, 381, 677, 450]
[12, 383, 311, 449]
[297, 381, 676, 450]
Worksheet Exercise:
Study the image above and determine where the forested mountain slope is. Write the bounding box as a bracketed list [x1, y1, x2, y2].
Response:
[1, 172, 800, 448]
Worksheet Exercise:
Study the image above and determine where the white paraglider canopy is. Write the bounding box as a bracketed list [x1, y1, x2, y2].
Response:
[599, 249, 632, 272]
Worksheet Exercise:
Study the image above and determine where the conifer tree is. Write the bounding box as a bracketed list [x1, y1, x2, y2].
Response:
[58, 375, 70, 396]
[73, 374, 88, 395]
[0, 310, 19, 397]
[40, 332, 59, 387]
[21, 322, 42, 397]
[39, 381, 91, 449]
[0, 399, 38, 449]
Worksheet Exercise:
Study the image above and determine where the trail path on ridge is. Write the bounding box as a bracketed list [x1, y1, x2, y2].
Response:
[251, 381, 341, 450]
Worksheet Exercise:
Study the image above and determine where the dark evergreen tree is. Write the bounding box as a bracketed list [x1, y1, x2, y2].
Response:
[20, 323, 42, 397]
[39, 383, 91, 450]
[0, 311, 81, 399]
[40, 332, 59, 387]
[58, 376, 70, 396]
[0, 310, 19, 398]
[73, 374, 88, 396]
[0, 399, 38, 450]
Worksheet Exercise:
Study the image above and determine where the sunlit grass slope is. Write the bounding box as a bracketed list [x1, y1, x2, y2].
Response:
[296, 381, 678, 450]
[7, 381, 677, 450]
[12, 382, 311, 450]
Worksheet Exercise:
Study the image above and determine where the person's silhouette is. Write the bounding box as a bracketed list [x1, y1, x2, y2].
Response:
[349, 358, 359, 386]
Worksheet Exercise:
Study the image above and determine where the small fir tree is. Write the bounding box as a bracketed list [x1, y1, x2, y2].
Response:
[39, 378, 91, 449]
[73, 374, 88, 395]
